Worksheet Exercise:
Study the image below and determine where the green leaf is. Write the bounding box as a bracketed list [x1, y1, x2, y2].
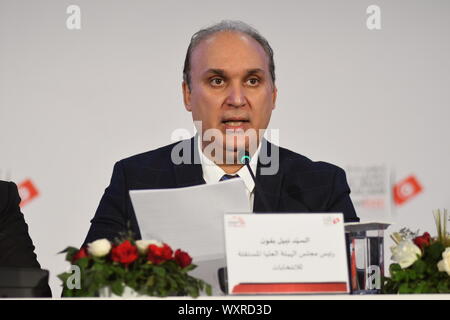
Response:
[391, 269, 406, 282]
[63, 247, 83, 262]
[156, 277, 167, 291]
[205, 283, 212, 296]
[153, 266, 166, 277]
[146, 275, 155, 287]
[77, 257, 90, 269]
[389, 263, 402, 273]
[57, 273, 70, 283]
[58, 246, 79, 255]
[413, 281, 427, 293]
[158, 289, 168, 297]
[62, 287, 73, 297]
[92, 256, 107, 264]
[427, 242, 445, 260]
[437, 280, 450, 293]
[93, 263, 105, 272]
[111, 281, 124, 296]
[183, 264, 196, 273]
[408, 269, 417, 280]
[187, 286, 199, 298]
[398, 283, 412, 294]
[412, 259, 426, 276]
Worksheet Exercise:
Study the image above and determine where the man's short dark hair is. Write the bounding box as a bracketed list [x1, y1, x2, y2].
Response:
[183, 20, 276, 90]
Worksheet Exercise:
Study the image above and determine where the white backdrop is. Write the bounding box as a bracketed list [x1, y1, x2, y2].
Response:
[1, 0, 449, 295]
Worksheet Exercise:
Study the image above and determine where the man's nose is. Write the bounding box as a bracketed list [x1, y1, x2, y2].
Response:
[225, 84, 247, 108]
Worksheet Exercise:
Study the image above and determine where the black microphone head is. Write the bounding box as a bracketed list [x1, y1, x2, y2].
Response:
[238, 150, 251, 165]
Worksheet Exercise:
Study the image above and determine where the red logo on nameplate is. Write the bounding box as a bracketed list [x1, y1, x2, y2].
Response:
[18, 179, 39, 208]
[393, 175, 423, 206]
[323, 216, 341, 226]
[227, 216, 246, 228]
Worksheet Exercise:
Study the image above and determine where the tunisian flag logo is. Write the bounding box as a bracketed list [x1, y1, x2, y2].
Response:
[18, 179, 40, 208]
[393, 175, 423, 206]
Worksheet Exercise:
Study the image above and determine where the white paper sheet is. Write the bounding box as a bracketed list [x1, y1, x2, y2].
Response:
[129, 178, 250, 257]
[129, 178, 251, 295]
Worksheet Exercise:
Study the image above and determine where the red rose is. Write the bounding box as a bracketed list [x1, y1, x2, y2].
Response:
[413, 232, 431, 249]
[72, 247, 88, 263]
[147, 243, 173, 264]
[111, 240, 138, 267]
[174, 249, 192, 268]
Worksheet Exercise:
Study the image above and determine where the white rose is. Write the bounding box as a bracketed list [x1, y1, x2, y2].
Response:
[437, 247, 450, 276]
[135, 240, 163, 254]
[390, 239, 422, 269]
[87, 239, 112, 257]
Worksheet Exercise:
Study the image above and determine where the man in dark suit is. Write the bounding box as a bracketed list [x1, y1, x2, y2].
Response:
[0, 180, 52, 297]
[84, 20, 358, 245]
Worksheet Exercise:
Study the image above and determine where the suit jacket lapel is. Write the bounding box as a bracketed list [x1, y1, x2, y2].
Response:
[173, 136, 205, 188]
[253, 140, 283, 213]
[172, 136, 283, 212]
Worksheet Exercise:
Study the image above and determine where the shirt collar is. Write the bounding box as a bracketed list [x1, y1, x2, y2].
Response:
[197, 138, 260, 194]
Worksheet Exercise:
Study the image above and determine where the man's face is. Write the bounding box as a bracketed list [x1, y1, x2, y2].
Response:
[182, 31, 277, 161]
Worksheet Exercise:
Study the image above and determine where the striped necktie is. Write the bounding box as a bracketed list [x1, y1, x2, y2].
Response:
[220, 174, 239, 181]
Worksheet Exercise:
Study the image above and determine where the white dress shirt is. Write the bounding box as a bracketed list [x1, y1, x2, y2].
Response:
[197, 138, 260, 211]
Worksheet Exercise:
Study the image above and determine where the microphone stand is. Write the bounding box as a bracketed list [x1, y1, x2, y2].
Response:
[241, 153, 271, 213]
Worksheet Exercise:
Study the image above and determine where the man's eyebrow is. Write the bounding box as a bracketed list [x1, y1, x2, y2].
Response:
[204, 69, 226, 77]
[246, 68, 265, 75]
[203, 68, 265, 77]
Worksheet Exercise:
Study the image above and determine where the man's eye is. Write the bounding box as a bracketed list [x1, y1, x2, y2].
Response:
[210, 78, 224, 86]
[247, 78, 260, 86]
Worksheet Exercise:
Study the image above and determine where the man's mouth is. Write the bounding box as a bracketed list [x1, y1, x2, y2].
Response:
[222, 118, 250, 127]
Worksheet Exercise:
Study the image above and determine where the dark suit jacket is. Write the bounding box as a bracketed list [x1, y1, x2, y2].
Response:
[0, 180, 52, 297]
[0, 181, 42, 268]
[84, 137, 359, 245]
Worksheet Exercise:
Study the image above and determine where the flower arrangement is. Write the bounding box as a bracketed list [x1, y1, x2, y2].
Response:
[58, 234, 212, 297]
[383, 209, 450, 293]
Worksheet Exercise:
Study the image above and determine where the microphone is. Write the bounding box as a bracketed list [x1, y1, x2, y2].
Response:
[239, 151, 271, 212]
[217, 152, 272, 295]
[218, 267, 228, 294]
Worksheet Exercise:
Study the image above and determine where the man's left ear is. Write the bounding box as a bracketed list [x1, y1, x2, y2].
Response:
[272, 86, 278, 110]
[182, 81, 192, 112]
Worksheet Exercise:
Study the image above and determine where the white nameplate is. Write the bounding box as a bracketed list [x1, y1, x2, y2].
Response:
[224, 213, 349, 294]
